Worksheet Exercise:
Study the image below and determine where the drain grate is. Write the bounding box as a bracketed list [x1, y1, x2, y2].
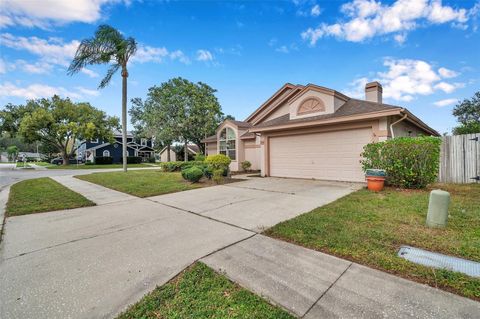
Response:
[398, 246, 480, 278]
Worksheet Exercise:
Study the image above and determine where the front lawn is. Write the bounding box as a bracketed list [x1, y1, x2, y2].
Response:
[265, 183, 480, 300]
[117, 262, 293, 319]
[7, 177, 95, 216]
[47, 163, 156, 169]
[76, 170, 204, 197]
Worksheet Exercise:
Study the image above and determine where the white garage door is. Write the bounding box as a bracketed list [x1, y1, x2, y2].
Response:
[269, 128, 372, 182]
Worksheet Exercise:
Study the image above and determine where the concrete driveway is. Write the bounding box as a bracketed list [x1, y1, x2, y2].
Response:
[148, 177, 359, 231]
[0, 177, 355, 318]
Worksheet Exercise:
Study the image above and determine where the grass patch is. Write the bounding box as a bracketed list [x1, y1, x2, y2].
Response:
[7, 177, 95, 216]
[117, 262, 293, 319]
[265, 183, 480, 300]
[32, 161, 54, 167]
[15, 162, 31, 168]
[76, 170, 204, 197]
[47, 163, 156, 169]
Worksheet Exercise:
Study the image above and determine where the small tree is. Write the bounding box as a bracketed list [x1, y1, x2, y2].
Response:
[18, 95, 119, 165]
[7, 145, 18, 161]
[452, 91, 480, 135]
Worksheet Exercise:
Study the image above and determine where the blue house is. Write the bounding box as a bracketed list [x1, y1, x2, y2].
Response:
[78, 131, 155, 164]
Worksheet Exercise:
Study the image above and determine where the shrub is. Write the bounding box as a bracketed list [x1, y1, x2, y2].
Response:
[241, 160, 252, 171]
[181, 165, 204, 183]
[361, 136, 442, 189]
[95, 156, 113, 164]
[205, 154, 231, 170]
[212, 169, 225, 184]
[147, 157, 156, 163]
[194, 153, 206, 162]
[160, 161, 206, 172]
[120, 156, 142, 164]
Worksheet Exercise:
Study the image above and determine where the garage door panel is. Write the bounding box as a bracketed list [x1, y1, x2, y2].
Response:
[269, 128, 372, 182]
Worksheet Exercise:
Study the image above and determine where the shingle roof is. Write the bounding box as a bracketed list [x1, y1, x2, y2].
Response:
[202, 134, 217, 143]
[229, 120, 252, 128]
[240, 132, 256, 139]
[254, 98, 402, 129]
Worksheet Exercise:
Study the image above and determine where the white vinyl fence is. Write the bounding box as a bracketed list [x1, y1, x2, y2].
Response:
[438, 133, 480, 183]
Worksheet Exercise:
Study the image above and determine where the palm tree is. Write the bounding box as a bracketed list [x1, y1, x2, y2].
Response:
[68, 25, 137, 172]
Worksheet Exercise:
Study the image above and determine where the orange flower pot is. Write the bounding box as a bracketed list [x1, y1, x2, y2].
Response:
[366, 176, 385, 192]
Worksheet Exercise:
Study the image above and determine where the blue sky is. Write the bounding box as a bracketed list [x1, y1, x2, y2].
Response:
[1, 0, 479, 134]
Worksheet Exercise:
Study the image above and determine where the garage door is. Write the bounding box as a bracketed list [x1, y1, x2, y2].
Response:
[269, 128, 372, 182]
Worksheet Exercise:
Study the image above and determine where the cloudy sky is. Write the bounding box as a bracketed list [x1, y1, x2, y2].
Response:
[1, 0, 479, 134]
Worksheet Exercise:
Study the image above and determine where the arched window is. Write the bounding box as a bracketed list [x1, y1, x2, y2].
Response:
[297, 97, 325, 115]
[103, 150, 110, 157]
[219, 127, 236, 160]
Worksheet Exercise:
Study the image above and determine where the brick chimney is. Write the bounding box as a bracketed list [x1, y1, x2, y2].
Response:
[365, 81, 383, 104]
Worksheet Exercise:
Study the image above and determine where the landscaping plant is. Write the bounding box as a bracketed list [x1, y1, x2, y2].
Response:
[361, 136, 442, 188]
[212, 169, 225, 184]
[241, 160, 252, 171]
[181, 166, 204, 183]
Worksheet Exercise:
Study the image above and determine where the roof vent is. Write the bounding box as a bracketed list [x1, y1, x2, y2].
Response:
[365, 81, 382, 104]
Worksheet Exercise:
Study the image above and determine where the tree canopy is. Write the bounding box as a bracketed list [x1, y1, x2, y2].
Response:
[17, 95, 119, 165]
[130, 77, 226, 154]
[452, 91, 480, 135]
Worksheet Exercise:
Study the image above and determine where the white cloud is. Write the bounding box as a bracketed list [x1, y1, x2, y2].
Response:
[302, 0, 473, 45]
[0, 0, 129, 29]
[393, 33, 407, 44]
[311, 5, 322, 17]
[345, 58, 463, 102]
[433, 98, 458, 107]
[0, 58, 8, 74]
[275, 45, 290, 53]
[438, 67, 459, 78]
[75, 86, 100, 97]
[169, 50, 191, 64]
[196, 49, 214, 62]
[132, 45, 169, 63]
[80, 68, 99, 78]
[0, 82, 81, 100]
[0, 33, 79, 66]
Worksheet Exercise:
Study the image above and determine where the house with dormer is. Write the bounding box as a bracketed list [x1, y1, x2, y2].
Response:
[78, 130, 155, 164]
[202, 82, 439, 182]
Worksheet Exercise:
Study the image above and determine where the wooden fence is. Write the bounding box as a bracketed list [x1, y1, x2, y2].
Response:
[438, 133, 479, 183]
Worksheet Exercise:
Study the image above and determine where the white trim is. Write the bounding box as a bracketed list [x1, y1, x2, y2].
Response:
[102, 150, 110, 157]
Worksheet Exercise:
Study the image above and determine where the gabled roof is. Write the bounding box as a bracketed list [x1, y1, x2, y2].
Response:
[202, 134, 217, 143]
[228, 120, 252, 128]
[245, 83, 300, 124]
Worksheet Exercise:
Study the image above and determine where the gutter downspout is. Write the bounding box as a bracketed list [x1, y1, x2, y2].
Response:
[390, 113, 408, 139]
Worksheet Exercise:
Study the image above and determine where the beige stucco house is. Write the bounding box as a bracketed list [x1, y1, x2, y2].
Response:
[202, 82, 439, 182]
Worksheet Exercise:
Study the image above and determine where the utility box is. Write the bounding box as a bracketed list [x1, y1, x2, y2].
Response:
[426, 190, 450, 228]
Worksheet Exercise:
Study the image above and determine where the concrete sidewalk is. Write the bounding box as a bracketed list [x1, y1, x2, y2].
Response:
[202, 235, 480, 318]
[51, 175, 137, 205]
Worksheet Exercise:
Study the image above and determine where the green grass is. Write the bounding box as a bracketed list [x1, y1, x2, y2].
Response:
[32, 161, 54, 167]
[117, 262, 294, 319]
[265, 183, 480, 300]
[15, 161, 31, 168]
[76, 170, 204, 197]
[7, 177, 95, 216]
[47, 163, 156, 169]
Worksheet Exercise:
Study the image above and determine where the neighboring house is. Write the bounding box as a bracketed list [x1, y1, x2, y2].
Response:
[203, 82, 439, 182]
[78, 131, 155, 163]
[18, 152, 45, 161]
[159, 144, 199, 162]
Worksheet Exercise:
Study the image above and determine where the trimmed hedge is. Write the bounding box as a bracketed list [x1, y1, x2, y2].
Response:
[160, 161, 205, 172]
[205, 154, 231, 170]
[95, 156, 113, 164]
[360, 136, 441, 189]
[181, 166, 204, 183]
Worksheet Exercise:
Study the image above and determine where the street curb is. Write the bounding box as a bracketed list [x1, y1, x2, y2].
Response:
[0, 185, 11, 244]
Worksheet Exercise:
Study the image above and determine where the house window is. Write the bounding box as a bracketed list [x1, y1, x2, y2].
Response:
[219, 127, 236, 160]
[141, 138, 147, 146]
[297, 97, 325, 115]
[103, 150, 110, 157]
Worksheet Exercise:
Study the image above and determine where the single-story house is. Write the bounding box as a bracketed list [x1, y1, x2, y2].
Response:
[78, 131, 155, 163]
[159, 144, 200, 162]
[203, 82, 439, 182]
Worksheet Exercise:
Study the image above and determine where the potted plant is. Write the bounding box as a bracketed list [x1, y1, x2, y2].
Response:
[365, 169, 386, 192]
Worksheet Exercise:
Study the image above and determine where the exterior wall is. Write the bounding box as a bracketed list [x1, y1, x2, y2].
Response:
[289, 90, 345, 121]
[390, 116, 426, 137]
[205, 142, 218, 156]
[95, 143, 135, 163]
[160, 149, 176, 162]
[244, 140, 261, 171]
[261, 102, 290, 123]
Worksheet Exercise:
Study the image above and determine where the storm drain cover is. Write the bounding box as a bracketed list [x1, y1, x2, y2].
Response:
[398, 246, 480, 278]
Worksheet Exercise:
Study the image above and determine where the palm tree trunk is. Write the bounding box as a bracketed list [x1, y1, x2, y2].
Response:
[167, 144, 171, 162]
[122, 68, 128, 172]
[184, 141, 188, 162]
